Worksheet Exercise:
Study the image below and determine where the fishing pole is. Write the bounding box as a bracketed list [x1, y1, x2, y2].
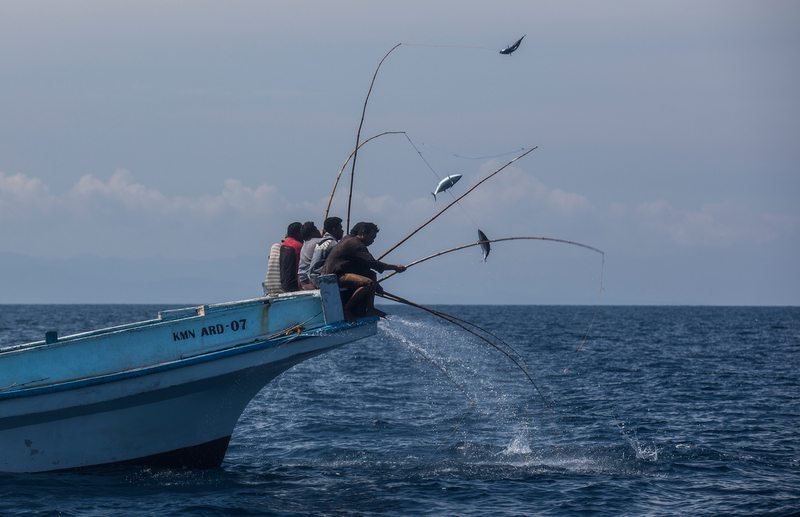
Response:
[384, 290, 529, 367]
[377, 146, 538, 260]
[346, 43, 403, 233]
[379, 290, 552, 408]
[325, 130, 406, 221]
[379, 236, 604, 283]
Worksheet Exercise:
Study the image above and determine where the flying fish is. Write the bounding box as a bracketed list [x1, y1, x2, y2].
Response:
[499, 35, 526, 55]
[478, 229, 491, 261]
[432, 174, 462, 201]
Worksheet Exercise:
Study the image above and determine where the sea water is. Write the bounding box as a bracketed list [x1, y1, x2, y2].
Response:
[0, 305, 797, 516]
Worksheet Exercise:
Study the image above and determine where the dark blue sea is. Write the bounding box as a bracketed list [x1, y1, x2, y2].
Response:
[1, 305, 798, 516]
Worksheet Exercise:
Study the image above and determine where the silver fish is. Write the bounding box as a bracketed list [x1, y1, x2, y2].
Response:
[432, 174, 462, 201]
[499, 35, 525, 55]
[478, 229, 491, 261]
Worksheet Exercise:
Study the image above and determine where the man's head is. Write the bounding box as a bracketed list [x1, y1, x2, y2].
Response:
[300, 221, 320, 241]
[323, 216, 344, 240]
[286, 222, 302, 240]
[351, 221, 379, 246]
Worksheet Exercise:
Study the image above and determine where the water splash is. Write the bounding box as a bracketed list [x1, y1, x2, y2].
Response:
[616, 420, 659, 462]
[380, 318, 476, 406]
[502, 426, 532, 456]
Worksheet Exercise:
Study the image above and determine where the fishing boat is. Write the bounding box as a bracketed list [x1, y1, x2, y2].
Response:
[0, 37, 602, 475]
[0, 276, 375, 473]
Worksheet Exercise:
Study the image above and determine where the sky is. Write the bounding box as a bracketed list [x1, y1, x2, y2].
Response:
[1, 1, 798, 305]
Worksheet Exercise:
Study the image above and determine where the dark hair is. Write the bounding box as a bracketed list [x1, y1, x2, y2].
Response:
[286, 222, 302, 239]
[323, 216, 343, 234]
[350, 221, 378, 237]
[300, 221, 319, 241]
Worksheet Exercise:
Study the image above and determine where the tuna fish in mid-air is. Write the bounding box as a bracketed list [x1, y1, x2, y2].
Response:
[432, 174, 462, 201]
[499, 35, 526, 55]
[478, 229, 491, 261]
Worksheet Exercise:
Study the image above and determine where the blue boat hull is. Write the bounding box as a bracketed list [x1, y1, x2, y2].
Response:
[0, 278, 376, 472]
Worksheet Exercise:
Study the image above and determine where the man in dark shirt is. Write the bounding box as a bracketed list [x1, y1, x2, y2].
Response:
[323, 221, 405, 321]
[279, 222, 304, 292]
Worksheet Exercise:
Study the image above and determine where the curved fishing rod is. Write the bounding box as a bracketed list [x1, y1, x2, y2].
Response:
[377, 146, 538, 260]
[324, 130, 406, 221]
[383, 290, 528, 365]
[379, 290, 552, 409]
[379, 235, 604, 283]
[346, 43, 403, 233]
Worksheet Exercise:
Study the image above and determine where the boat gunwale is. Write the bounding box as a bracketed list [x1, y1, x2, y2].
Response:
[0, 293, 322, 356]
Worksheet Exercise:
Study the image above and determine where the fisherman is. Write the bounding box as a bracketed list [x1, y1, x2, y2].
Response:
[279, 222, 304, 292]
[308, 216, 344, 288]
[322, 221, 406, 321]
[297, 221, 322, 290]
[263, 222, 304, 295]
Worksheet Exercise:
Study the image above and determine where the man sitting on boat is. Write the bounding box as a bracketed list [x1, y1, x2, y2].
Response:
[308, 216, 344, 288]
[297, 221, 322, 290]
[263, 222, 304, 295]
[322, 221, 406, 321]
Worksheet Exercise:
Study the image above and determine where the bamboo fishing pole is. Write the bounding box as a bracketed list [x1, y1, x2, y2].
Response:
[346, 43, 403, 233]
[379, 236, 604, 283]
[379, 290, 552, 408]
[382, 290, 528, 366]
[325, 130, 406, 222]
[377, 146, 538, 260]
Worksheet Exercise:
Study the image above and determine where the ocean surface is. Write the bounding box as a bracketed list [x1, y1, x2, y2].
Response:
[0, 304, 797, 516]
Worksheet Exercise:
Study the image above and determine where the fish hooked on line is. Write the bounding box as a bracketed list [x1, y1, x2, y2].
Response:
[477, 229, 491, 261]
[500, 35, 526, 55]
[432, 174, 462, 201]
[379, 234, 604, 284]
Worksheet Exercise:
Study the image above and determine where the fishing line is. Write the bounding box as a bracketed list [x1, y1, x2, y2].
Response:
[379, 290, 552, 409]
[382, 317, 479, 450]
[562, 253, 606, 375]
[378, 236, 606, 413]
[404, 133, 440, 182]
[382, 319, 476, 406]
[381, 292, 525, 366]
[404, 133, 483, 231]
[325, 130, 406, 222]
[384, 289, 528, 366]
[380, 292, 552, 446]
[418, 140, 529, 161]
[379, 146, 539, 260]
[400, 42, 497, 52]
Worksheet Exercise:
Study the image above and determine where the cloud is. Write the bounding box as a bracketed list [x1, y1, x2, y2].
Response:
[634, 199, 798, 246]
[3, 168, 796, 264]
[0, 169, 293, 258]
[0, 172, 53, 210]
[547, 188, 591, 214]
[1, 169, 284, 219]
[458, 162, 592, 216]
